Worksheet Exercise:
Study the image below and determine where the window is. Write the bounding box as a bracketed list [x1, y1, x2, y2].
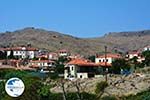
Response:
[99, 60, 101, 62]
[80, 75, 82, 78]
[106, 59, 108, 62]
[72, 67, 74, 71]
[103, 59, 105, 62]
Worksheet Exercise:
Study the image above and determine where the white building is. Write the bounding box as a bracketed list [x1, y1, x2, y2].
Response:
[126, 50, 145, 62]
[64, 58, 99, 80]
[143, 45, 150, 51]
[48, 52, 58, 60]
[58, 49, 69, 57]
[95, 53, 122, 66]
[29, 60, 55, 68]
[1, 47, 38, 59]
[126, 50, 140, 59]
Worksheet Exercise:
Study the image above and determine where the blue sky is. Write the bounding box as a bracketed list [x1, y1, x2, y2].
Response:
[0, 0, 150, 37]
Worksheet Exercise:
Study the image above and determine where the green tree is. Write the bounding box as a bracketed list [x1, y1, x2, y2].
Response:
[1, 69, 42, 100]
[111, 59, 130, 74]
[88, 55, 95, 62]
[142, 51, 150, 66]
[0, 81, 5, 100]
[8, 50, 15, 59]
[0, 51, 7, 59]
[95, 81, 108, 99]
[55, 56, 69, 74]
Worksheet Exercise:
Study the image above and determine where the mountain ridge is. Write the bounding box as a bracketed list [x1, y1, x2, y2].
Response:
[0, 27, 150, 55]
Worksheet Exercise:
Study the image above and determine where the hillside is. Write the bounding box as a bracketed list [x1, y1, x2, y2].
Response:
[88, 30, 150, 53]
[0, 27, 150, 55]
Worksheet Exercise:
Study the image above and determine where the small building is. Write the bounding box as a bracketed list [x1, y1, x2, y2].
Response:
[48, 52, 58, 60]
[95, 53, 122, 66]
[58, 49, 69, 57]
[126, 50, 140, 59]
[143, 45, 150, 51]
[29, 60, 55, 69]
[126, 50, 145, 62]
[64, 58, 100, 79]
[37, 54, 48, 60]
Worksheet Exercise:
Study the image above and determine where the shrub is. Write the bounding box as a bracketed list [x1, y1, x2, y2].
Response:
[95, 81, 108, 94]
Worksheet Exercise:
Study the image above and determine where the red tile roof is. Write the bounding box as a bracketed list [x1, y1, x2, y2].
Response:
[37, 54, 48, 58]
[30, 60, 54, 63]
[128, 50, 140, 55]
[58, 49, 68, 53]
[9, 60, 21, 62]
[49, 52, 58, 55]
[97, 62, 112, 67]
[97, 53, 122, 59]
[67, 58, 99, 67]
[0, 47, 38, 51]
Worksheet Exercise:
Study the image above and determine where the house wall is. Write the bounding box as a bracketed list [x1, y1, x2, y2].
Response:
[7, 51, 11, 56]
[48, 54, 58, 60]
[28, 51, 36, 59]
[95, 57, 112, 64]
[7, 50, 37, 59]
[77, 73, 88, 79]
[143, 47, 150, 51]
[59, 51, 68, 56]
[64, 64, 76, 79]
[30, 61, 53, 68]
[64, 64, 98, 79]
[128, 54, 138, 59]
[14, 51, 27, 58]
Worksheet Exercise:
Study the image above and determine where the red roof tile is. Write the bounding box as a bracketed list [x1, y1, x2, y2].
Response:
[128, 50, 140, 55]
[97, 53, 122, 58]
[0, 47, 38, 51]
[67, 58, 99, 67]
[97, 62, 112, 67]
[58, 49, 68, 53]
[30, 60, 54, 63]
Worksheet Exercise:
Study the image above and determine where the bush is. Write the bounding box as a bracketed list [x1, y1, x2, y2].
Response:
[101, 96, 117, 100]
[0, 81, 5, 100]
[111, 59, 130, 74]
[95, 81, 108, 94]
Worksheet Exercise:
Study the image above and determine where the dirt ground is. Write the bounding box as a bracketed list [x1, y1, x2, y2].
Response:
[50, 68, 150, 97]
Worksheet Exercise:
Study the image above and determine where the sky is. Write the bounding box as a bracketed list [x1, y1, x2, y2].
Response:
[0, 0, 150, 37]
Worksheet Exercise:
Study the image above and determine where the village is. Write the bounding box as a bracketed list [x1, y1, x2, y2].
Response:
[0, 44, 150, 80]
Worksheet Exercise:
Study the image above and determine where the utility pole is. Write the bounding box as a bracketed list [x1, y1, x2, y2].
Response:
[104, 46, 108, 82]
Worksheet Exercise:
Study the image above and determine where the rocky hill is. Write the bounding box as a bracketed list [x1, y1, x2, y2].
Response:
[0, 27, 150, 55]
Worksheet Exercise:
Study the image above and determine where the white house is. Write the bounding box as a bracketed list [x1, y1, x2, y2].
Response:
[0, 47, 38, 59]
[64, 58, 99, 80]
[126, 50, 140, 59]
[58, 49, 69, 57]
[48, 52, 58, 60]
[126, 50, 145, 62]
[143, 45, 150, 51]
[95, 53, 122, 66]
[29, 60, 55, 68]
